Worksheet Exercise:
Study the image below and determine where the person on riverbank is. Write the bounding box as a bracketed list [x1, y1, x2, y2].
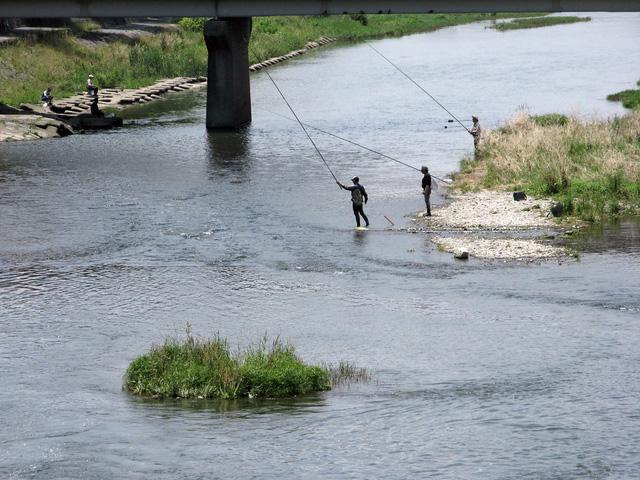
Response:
[421, 166, 432, 216]
[90, 97, 104, 117]
[470, 115, 481, 152]
[87, 74, 98, 96]
[337, 176, 369, 228]
[41, 87, 53, 108]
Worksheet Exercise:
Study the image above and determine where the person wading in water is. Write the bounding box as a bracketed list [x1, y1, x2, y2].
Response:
[421, 166, 432, 216]
[337, 176, 369, 228]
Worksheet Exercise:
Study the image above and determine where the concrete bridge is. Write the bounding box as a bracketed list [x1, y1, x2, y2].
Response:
[2, 1, 638, 129]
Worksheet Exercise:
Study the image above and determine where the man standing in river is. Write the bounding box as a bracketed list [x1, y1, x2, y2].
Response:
[421, 166, 432, 216]
[470, 115, 481, 152]
[337, 176, 369, 228]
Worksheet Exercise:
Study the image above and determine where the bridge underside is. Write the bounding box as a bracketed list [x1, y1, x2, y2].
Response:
[0, 0, 638, 18]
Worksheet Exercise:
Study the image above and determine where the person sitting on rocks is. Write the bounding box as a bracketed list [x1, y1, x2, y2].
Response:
[90, 97, 104, 117]
[41, 87, 53, 108]
[87, 74, 98, 96]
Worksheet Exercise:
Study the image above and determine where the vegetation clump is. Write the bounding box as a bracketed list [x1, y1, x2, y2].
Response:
[530, 113, 568, 127]
[608, 80, 640, 110]
[455, 110, 640, 222]
[123, 329, 367, 399]
[491, 16, 591, 31]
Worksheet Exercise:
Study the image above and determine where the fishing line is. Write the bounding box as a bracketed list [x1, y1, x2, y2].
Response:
[261, 68, 338, 183]
[366, 42, 471, 134]
[257, 106, 452, 184]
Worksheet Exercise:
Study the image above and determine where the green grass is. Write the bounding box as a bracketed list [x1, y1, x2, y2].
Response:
[608, 80, 640, 110]
[2, 13, 544, 107]
[0, 31, 209, 107]
[454, 110, 640, 222]
[530, 113, 568, 127]
[123, 329, 367, 399]
[491, 16, 591, 31]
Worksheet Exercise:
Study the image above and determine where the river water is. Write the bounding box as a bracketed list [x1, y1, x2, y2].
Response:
[1, 13, 640, 479]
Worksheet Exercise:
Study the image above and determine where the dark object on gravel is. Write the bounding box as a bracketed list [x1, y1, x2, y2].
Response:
[513, 191, 527, 201]
[550, 202, 564, 217]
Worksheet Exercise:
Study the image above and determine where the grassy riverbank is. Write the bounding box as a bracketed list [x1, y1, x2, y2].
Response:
[1, 13, 542, 107]
[608, 80, 640, 110]
[491, 16, 591, 31]
[454, 110, 640, 222]
[123, 331, 367, 399]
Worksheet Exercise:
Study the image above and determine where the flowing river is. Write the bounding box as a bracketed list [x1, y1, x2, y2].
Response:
[1, 13, 640, 479]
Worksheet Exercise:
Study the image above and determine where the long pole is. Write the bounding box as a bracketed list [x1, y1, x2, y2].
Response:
[259, 107, 452, 184]
[366, 42, 471, 134]
[263, 69, 339, 183]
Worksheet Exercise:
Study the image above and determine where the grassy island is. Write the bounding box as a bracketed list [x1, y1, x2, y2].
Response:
[608, 80, 640, 110]
[123, 330, 367, 399]
[454, 110, 640, 222]
[491, 16, 591, 31]
[1, 13, 542, 107]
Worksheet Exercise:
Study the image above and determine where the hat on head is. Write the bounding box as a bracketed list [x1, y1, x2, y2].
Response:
[472, 115, 478, 121]
[89, 74, 94, 78]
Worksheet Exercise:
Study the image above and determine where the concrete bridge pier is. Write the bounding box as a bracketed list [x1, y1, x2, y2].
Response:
[204, 17, 252, 129]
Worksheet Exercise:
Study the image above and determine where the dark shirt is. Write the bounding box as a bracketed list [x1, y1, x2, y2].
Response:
[345, 184, 368, 206]
[422, 174, 432, 190]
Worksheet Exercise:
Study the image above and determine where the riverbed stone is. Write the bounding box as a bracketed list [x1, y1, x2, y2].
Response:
[454, 250, 469, 260]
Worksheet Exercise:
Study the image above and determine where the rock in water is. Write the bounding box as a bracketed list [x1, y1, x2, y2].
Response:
[453, 250, 469, 260]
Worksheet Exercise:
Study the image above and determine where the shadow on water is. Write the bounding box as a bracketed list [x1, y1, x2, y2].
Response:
[352, 229, 370, 247]
[118, 90, 206, 121]
[206, 130, 251, 178]
[128, 393, 328, 416]
[568, 217, 640, 254]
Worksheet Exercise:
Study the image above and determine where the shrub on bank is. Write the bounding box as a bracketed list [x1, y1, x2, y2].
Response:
[123, 331, 367, 399]
[455, 110, 640, 221]
[531, 113, 568, 127]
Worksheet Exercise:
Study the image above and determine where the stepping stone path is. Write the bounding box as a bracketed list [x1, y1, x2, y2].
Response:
[249, 37, 335, 72]
[49, 76, 208, 115]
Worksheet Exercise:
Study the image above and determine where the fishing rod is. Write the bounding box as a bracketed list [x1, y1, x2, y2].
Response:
[258, 106, 452, 184]
[366, 42, 471, 134]
[262, 68, 339, 183]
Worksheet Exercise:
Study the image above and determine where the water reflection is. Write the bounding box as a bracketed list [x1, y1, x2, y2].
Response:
[119, 90, 206, 121]
[129, 393, 328, 416]
[568, 217, 640, 253]
[206, 130, 251, 177]
[352, 229, 370, 247]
